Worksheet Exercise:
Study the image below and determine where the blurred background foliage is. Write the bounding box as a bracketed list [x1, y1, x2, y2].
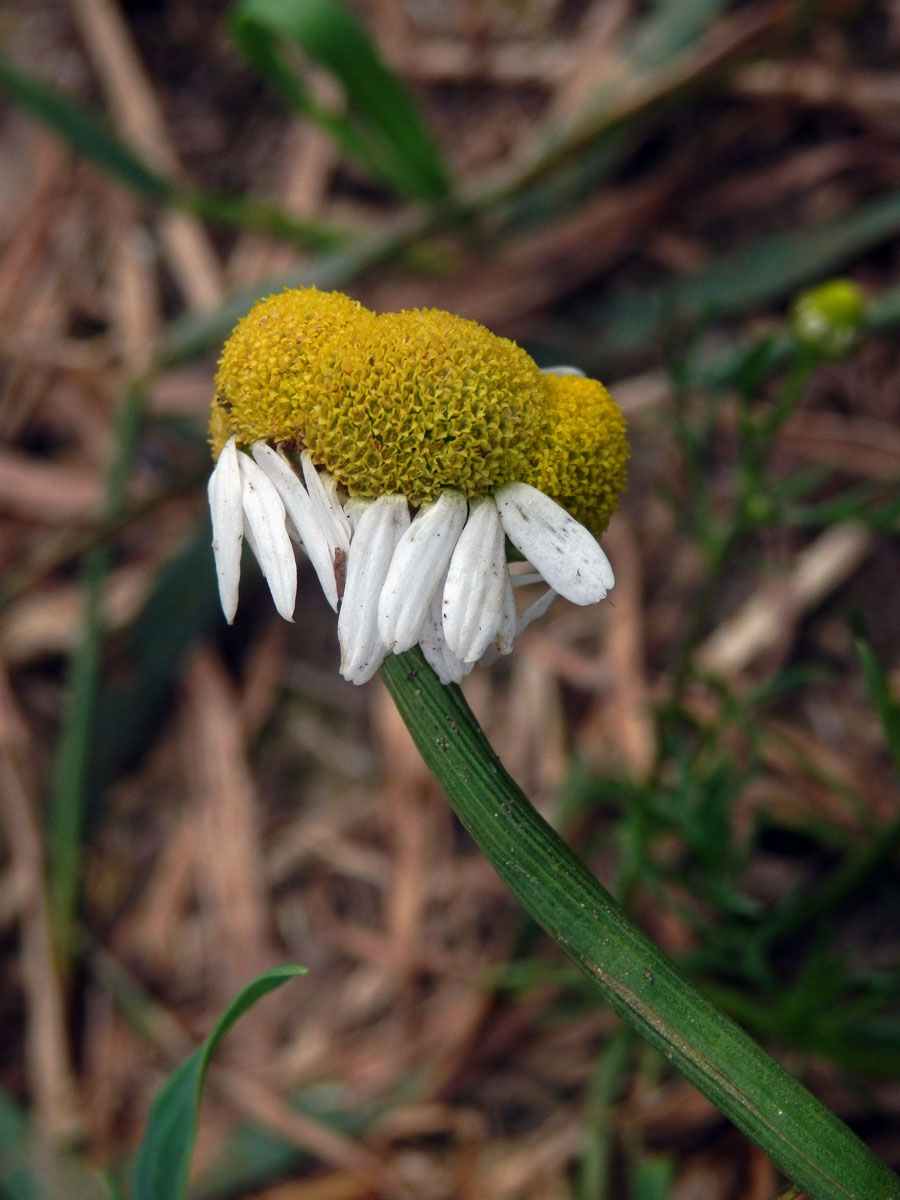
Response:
[0, 0, 899, 1196]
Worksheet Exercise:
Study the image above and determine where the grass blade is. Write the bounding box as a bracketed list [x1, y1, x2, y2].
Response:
[577, 1029, 632, 1200]
[132, 965, 306, 1200]
[231, 0, 451, 201]
[627, 0, 731, 67]
[0, 1088, 111, 1200]
[158, 207, 433, 367]
[88, 523, 229, 795]
[0, 51, 170, 201]
[48, 383, 144, 964]
[0, 52, 342, 250]
[587, 186, 900, 365]
[853, 625, 900, 777]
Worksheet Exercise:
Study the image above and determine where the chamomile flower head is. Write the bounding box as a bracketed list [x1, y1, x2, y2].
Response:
[207, 287, 628, 685]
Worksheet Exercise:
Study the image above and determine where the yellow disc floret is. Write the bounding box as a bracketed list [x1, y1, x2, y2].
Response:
[211, 290, 548, 506]
[527, 374, 628, 536]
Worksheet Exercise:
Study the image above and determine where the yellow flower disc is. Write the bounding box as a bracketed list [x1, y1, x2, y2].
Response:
[211, 287, 372, 457]
[300, 307, 548, 504]
[528, 374, 628, 535]
[212, 290, 548, 507]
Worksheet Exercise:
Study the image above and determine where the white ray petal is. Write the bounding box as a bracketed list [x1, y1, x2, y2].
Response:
[251, 442, 340, 612]
[378, 490, 467, 654]
[301, 451, 351, 549]
[238, 453, 297, 621]
[496, 482, 614, 605]
[494, 568, 517, 655]
[344, 497, 370, 534]
[339, 495, 409, 684]
[320, 471, 353, 540]
[207, 436, 243, 624]
[420, 572, 474, 685]
[540, 365, 585, 377]
[442, 496, 506, 662]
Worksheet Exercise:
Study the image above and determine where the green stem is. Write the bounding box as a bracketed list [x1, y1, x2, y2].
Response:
[380, 648, 900, 1200]
[577, 1028, 632, 1199]
[49, 381, 145, 968]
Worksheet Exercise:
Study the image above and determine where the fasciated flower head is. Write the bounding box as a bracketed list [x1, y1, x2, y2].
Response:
[207, 287, 629, 685]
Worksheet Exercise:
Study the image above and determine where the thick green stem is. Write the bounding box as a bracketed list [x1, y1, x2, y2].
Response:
[380, 648, 900, 1200]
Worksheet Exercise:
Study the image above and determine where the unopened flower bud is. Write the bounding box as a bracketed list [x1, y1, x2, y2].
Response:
[791, 279, 866, 359]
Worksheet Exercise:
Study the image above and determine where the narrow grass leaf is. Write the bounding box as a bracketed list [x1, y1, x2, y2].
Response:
[587, 186, 900, 365]
[629, 1154, 675, 1200]
[48, 383, 144, 965]
[0, 1088, 111, 1200]
[578, 1029, 632, 1200]
[231, 0, 451, 201]
[0, 53, 342, 250]
[158, 209, 431, 366]
[854, 626, 900, 776]
[627, 0, 731, 67]
[180, 188, 345, 250]
[0, 52, 171, 202]
[47, 545, 107, 963]
[132, 965, 307, 1200]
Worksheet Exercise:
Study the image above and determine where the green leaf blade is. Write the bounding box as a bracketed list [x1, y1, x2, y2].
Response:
[0, 52, 171, 202]
[231, 0, 451, 202]
[132, 965, 307, 1200]
[132, 1050, 205, 1200]
[853, 626, 900, 777]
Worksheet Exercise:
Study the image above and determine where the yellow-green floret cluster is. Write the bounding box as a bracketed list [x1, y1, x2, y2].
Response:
[211, 287, 370, 458]
[297, 307, 549, 505]
[526, 374, 629, 535]
[211, 288, 628, 521]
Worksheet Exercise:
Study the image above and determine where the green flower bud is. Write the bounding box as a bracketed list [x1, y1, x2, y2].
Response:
[791, 279, 866, 360]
